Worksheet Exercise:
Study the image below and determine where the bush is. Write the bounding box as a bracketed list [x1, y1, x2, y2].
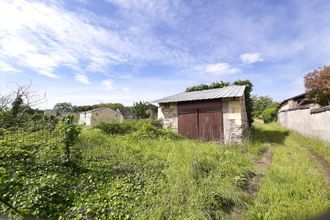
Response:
[261, 106, 278, 123]
[95, 121, 136, 135]
[95, 120, 180, 140]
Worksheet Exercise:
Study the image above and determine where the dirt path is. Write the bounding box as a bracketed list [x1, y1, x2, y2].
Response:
[245, 149, 273, 198]
[309, 149, 330, 188]
[230, 148, 273, 219]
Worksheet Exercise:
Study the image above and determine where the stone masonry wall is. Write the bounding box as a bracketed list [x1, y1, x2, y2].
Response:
[158, 104, 178, 132]
[222, 97, 246, 144]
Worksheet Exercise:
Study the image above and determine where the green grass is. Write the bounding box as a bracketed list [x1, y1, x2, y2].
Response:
[247, 123, 329, 219]
[291, 131, 330, 163]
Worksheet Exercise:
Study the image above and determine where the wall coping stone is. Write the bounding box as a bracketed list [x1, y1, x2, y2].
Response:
[310, 105, 330, 114]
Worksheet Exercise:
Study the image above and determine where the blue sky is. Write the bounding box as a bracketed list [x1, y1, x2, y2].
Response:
[0, 0, 329, 109]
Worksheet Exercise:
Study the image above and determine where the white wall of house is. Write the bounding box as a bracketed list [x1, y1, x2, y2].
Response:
[78, 108, 123, 126]
[78, 112, 92, 126]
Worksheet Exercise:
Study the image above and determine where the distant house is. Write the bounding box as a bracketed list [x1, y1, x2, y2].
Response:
[278, 93, 329, 142]
[278, 93, 313, 112]
[78, 107, 123, 126]
[118, 107, 134, 120]
[154, 85, 248, 143]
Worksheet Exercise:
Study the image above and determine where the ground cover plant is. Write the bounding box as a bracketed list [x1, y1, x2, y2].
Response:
[0, 120, 329, 219]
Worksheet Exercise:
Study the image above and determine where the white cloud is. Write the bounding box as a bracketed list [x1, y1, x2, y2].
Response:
[75, 74, 90, 84]
[205, 63, 239, 75]
[0, 0, 139, 78]
[106, 0, 189, 24]
[240, 53, 263, 64]
[0, 61, 20, 73]
[102, 80, 115, 90]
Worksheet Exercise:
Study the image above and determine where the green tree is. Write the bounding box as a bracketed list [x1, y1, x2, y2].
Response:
[132, 101, 157, 119]
[209, 81, 231, 89]
[304, 66, 330, 106]
[185, 84, 209, 92]
[93, 103, 125, 111]
[261, 106, 278, 123]
[11, 94, 24, 117]
[252, 95, 278, 118]
[53, 102, 74, 114]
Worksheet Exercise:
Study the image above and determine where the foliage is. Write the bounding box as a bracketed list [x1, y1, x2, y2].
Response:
[132, 101, 157, 119]
[95, 120, 140, 135]
[233, 79, 254, 127]
[53, 102, 74, 115]
[252, 95, 278, 118]
[304, 65, 330, 106]
[261, 106, 278, 123]
[95, 120, 179, 140]
[0, 92, 48, 130]
[185, 81, 230, 92]
[56, 115, 82, 167]
[185, 83, 210, 92]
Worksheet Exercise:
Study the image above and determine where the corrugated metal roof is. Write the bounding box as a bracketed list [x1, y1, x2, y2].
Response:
[154, 85, 246, 104]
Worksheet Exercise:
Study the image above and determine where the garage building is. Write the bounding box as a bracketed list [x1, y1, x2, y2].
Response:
[155, 85, 248, 143]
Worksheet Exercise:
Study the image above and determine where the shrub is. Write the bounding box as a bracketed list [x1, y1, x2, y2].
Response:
[130, 123, 181, 140]
[261, 106, 278, 123]
[95, 121, 136, 135]
[95, 120, 180, 140]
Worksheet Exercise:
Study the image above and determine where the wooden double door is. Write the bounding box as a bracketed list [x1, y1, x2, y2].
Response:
[177, 100, 223, 141]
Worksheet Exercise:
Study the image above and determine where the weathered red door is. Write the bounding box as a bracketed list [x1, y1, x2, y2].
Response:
[198, 111, 221, 140]
[178, 111, 198, 139]
[177, 100, 223, 141]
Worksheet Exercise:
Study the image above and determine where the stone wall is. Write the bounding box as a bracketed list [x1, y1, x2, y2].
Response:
[222, 97, 247, 144]
[158, 103, 178, 132]
[278, 105, 330, 142]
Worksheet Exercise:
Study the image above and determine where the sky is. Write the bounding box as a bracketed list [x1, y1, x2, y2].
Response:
[0, 0, 330, 109]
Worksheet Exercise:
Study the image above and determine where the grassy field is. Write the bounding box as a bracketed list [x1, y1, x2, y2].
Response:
[0, 121, 329, 219]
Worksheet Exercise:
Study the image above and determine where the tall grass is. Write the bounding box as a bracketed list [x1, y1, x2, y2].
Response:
[78, 128, 258, 219]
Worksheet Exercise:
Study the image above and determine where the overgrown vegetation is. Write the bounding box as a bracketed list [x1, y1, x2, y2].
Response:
[252, 95, 279, 123]
[1, 119, 329, 219]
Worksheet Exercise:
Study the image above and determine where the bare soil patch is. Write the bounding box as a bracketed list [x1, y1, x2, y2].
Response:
[244, 149, 273, 198]
[309, 149, 330, 188]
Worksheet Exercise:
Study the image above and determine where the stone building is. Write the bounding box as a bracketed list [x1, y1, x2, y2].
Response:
[278, 93, 311, 112]
[78, 107, 123, 126]
[155, 85, 249, 143]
